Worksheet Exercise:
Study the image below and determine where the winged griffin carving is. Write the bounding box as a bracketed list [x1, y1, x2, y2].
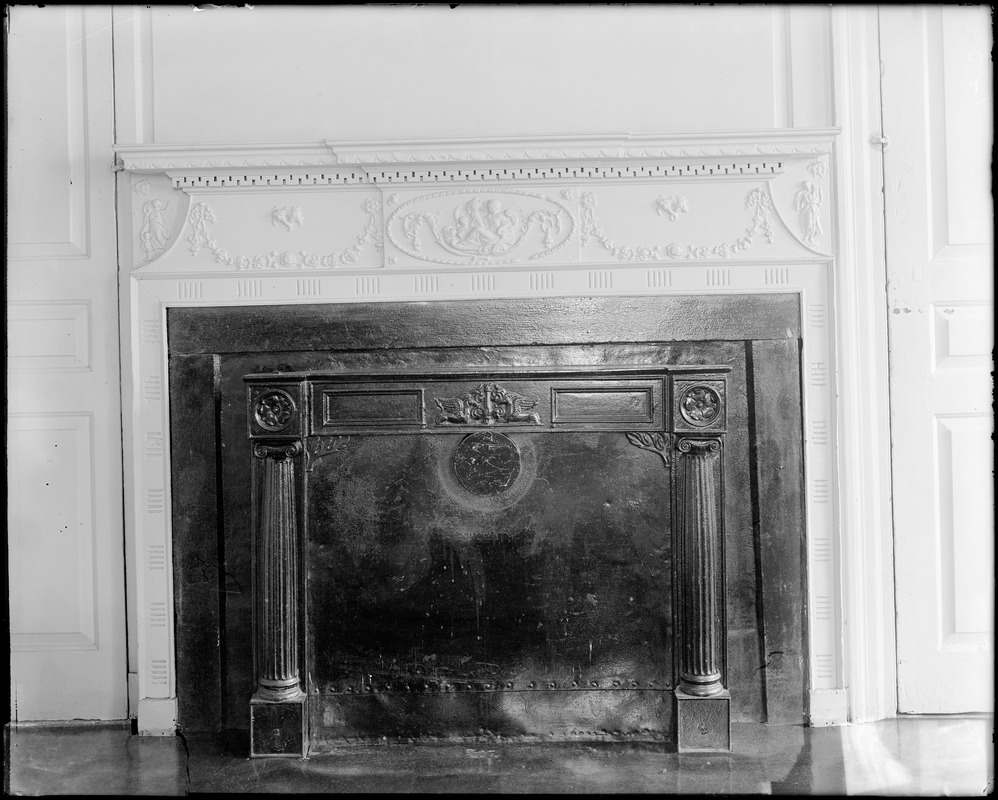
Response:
[435, 383, 541, 426]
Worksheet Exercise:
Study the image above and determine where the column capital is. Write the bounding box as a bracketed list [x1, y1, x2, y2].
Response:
[253, 440, 303, 460]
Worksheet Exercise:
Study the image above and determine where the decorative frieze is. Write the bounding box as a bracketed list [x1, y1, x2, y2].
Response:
[579, 187, 775, 262]
[435, 383, 541, 427]
[186, 199, 383, 270]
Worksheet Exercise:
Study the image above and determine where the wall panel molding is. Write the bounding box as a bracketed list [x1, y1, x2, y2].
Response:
[8, 301, 93, 373]
[7, 6, 91, 260]
[8, 413, 99, 652]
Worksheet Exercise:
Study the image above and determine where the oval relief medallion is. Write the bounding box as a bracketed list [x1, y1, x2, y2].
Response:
[386, 189, 575, 266]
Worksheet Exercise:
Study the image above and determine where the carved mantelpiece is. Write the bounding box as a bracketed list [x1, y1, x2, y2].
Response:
[124, 133, 841, 740]
[116, 131, 835, 274]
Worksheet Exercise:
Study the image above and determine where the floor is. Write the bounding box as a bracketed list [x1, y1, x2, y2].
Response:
[4, 716, 993, 795]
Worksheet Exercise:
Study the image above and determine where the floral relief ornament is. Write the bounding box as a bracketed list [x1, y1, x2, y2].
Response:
[272, 205, 304, 232]
[807, 160, 827, 179]
[254, 390, 296, 432]
[580, 188, 773, 261]
[680, 386, 721, 426]
[186, 198, 383, 269]
[655, 194, 690, 221]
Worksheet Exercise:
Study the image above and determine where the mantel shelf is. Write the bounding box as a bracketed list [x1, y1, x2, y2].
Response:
[114, 129, 840, 173]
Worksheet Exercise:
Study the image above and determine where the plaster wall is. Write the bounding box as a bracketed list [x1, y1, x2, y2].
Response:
[115, 5, 833, 144]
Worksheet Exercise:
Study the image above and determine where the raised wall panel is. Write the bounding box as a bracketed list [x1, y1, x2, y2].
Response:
[931, 302, 993, 371]
[8, 302, 93, 372]
[787, 6, 834, 128]
[926, 7, 993, 259]
[940, 11, 992, 247]
[6, 6, 90, 259]
[8, 414, 98, 651]
[935, 414, 994, 644]
[144, 6, 834, 143]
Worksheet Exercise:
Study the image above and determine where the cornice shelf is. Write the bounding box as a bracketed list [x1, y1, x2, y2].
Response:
[115, 129, 840, 174]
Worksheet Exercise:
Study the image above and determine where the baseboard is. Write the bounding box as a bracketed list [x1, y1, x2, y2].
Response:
[137, 697, 177, 736]
[809, 688, 849, 726]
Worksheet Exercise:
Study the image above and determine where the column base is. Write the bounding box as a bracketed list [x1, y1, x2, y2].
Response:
[250, 695, 307, 757]
[674, 688, 730, 752]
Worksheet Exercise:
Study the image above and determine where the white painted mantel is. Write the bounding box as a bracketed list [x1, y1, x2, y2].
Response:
[117, 127, 892, 734]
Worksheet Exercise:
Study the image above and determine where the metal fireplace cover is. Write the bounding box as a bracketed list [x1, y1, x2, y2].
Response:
[292, 371, 682, 745]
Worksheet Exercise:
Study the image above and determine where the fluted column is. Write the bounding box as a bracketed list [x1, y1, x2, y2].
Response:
[674, 437, 723, 697]
[669, 374, 729, 752]
[253, 441, 304, 703]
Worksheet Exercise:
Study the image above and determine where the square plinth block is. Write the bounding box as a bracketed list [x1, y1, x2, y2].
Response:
[250, 696, 307, 757]
[675, 689, 731, 752]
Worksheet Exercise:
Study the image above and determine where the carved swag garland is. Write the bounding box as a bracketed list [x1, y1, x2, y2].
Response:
[176, 179, 824, 270]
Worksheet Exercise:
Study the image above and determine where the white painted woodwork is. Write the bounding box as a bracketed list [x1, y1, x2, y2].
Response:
[113, 6, 834, 146]
[881, 6, 994, 713]
[827, 6, 896, 724]
[6, 6, 127, 721]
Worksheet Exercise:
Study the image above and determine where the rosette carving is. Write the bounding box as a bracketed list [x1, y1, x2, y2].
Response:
[254, 390, 297, 433]
[679, 386, 721, 427]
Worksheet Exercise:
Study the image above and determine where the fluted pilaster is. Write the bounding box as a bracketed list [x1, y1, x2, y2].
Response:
[674, 437, 724, 697]
[253, 440, 304, 702]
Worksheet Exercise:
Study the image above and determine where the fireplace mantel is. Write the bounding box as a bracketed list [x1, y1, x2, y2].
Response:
[119, 131, 846, 736]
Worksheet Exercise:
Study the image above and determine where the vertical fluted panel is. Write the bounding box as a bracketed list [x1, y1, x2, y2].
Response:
[254, 442, 304, 702]
[675, 438, 723, 697]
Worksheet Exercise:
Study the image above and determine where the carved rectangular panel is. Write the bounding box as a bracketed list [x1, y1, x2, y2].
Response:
[8, 414, 97, 651]
[319, 389, 425, 429]
[7, 7, 89, 259]
[7, 302, 91, 371]
[551, 386, 655, 425]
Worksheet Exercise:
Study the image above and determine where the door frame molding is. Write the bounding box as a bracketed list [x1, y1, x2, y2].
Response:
[828, 5, 897, 723]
